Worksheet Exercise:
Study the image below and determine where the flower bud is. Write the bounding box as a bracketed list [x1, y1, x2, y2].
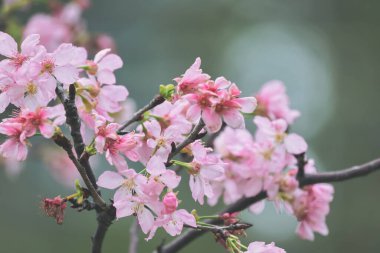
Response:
[163, 192, 178, 214]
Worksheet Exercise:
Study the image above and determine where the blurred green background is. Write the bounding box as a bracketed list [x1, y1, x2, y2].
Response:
[1, 0, 380, 252]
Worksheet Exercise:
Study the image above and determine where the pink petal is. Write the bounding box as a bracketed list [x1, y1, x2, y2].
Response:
[236, 97, 257, 113]
[98, 54, 123, 70]
[97, 69, 116, 84]
[146, 155, 166, 176]
[0, 92, 10, 113]
[284, 133, 308, 154]
[222, 109, 244, 129]
[175, 209, 196, 227]
[53, 43, 76, 65]
[202, 108, 222, 133]
[39, 123, 55, 138]
[138, 208, 154, 234]
[114, 200, 134, 219]
[160, 170, 181, 189]
[0, 32, 17, 58]
[54, 65, 79, 84]
[21, 34, 40, 56]
[186, 104, 201, 123]
[97, 171, 124, 189]
[94, 48, 111, 63]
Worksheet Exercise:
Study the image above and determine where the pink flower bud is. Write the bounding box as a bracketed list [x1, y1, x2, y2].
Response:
[163, 192, 178, 214]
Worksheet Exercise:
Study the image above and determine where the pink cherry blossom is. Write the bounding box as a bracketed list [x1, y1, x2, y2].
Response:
[0, 32, 42, 70]
[0, 122, 31, 161]
[113, 195, 155, 234]
[254, 116, 308, 155]
[255, 80, 300, 124]
[33, 43, 86, 85]
[188, 141, 225, 204]
[292, 183, 334, 240]
[174, 57, 210, 95]
[97, 169, 147, 202]
[95, 117, 139, 171]
[86, 49, 123, 84]
[147, 192, 196, 240]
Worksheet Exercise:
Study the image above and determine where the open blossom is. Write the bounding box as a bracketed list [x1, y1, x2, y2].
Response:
[114, 195, 156, 234]
[0, 32, 42, 70]
[85, 48, 123, 84]
[292, 183, 334, 240]
[75, 77, 129, 125]
[147, 192, 196, 240]
[32, 43, 86, 85]
[145, 119, 184, 161]
[150, 100, 192, 135]
[245, 242, 286, 253]
[8, 69, 57, 110]
[97, 169, 147, 202]
[0, 122, 30, 161]
[174, 57, 210, 95]
[255, 80, 300, 124]
[95, 117, 139, 171]
[188, 141, 225, 204]
[254, 116, 307, 155]
[177, 58, 256, 133]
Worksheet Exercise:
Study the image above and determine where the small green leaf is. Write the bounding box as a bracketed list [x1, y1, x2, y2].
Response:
[159, 84, 176, 100]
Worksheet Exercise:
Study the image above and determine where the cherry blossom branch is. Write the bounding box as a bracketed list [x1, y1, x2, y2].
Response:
[92, 206, 116, 253]
[55, 83, 97, 187]
[158, 156, 380, 253]
[117, 94, 165, 134]
[299, 157, 380, 186]
[52, 132, 107, 209]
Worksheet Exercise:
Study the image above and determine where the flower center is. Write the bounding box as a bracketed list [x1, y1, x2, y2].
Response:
[41, 58, 55, 73]
[12, 53, 28, 68]
[26, 82, 38, 95]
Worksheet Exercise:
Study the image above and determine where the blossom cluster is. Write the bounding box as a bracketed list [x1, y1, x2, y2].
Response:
[0, 29, 333, 252]
[0, 31, 126, 160]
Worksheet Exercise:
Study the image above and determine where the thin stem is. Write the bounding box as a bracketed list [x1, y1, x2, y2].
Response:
[117, 94, 165, 134]
[53, 133, 107, 209]
[166, 119, 205, 164]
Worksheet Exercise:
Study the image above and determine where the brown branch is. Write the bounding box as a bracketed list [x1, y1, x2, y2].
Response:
[92, 206, 116, 253]
[157, 157, 380, 253]
[52, 132, 106, 209]
[117, 94, 165, 134]
[55, 83, 97, 187]
[296, 153, 307, 180]
[299, 157, 380, 186]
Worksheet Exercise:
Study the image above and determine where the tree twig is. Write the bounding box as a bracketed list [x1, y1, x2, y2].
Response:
[166, 119, 205, 164]
[52, 133, 107, 209]
[55, 83, 97, 187]
[117, 94, 165, 134]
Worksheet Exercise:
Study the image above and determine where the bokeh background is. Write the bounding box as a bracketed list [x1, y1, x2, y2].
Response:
[1, 0, 380, 252]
